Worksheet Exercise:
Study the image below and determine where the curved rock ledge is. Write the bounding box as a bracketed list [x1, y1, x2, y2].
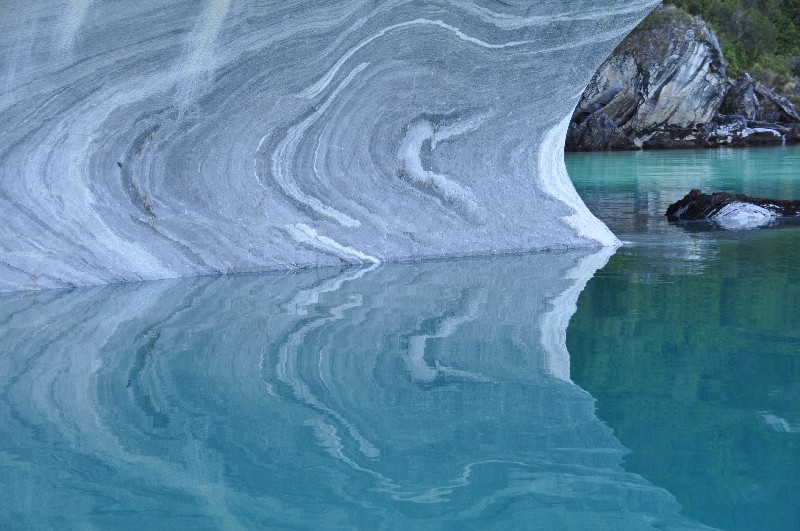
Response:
[0, 1, 657, 292]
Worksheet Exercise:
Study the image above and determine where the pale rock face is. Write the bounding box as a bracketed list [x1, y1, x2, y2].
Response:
[573, 7, 728, 147]
[626, 24, 726, 133]
[0, 0, 658, 292]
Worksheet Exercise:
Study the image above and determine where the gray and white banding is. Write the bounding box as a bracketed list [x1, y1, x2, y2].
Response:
[0, 251, 712, 528]
[0, 0, 658, 292]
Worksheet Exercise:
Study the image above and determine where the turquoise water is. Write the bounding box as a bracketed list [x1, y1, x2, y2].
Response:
[567, 146, 800, 531]
[0, 147, 798, 529]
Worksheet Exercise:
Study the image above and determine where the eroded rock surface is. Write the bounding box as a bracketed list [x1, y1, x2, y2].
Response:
[568, 6, 800, 151]
[0, 1, 660, 292]
[569, 7, 728, 150]
[566, 114, 636, 152]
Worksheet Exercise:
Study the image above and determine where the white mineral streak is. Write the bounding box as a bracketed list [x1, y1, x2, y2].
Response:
[178, 0, 233, 102]
[273, 64, 369, 228]
[465, 2, 663, 29]
[298, 17, 538, 101]
[397, 120, 483, 218]
[742, 127, 782, 138]
[285, 223, 380, 264]
[60, 0, 94, 51]
[711, 202, 777, 230]
[538, 115, 621, 246]
[539, 245, 616, 382]
[0, 0, 658, 292]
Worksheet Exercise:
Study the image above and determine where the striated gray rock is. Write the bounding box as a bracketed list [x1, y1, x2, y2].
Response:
[0, 1, 661, 292]
[569, 7, 800, 151]
[723, 74, 800, 124]
[568, 7, 728, 150]
[753, 79, 800, 123]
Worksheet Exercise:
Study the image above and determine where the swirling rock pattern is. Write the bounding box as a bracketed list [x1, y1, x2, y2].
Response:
[0, 0, 657, 292]
[0, 251, 711, 528]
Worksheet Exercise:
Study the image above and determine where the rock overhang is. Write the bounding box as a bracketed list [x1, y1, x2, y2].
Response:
[0, 0, 659, 292]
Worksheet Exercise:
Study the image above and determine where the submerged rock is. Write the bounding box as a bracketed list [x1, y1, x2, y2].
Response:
[666, 189, 800, 229]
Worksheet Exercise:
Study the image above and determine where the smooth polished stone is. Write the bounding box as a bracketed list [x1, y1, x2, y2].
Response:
[0, 1, 657, 291]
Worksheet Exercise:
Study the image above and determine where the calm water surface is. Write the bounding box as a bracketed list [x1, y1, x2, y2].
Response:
[567, 146, 800, 531]
[0, 147, 798, 529]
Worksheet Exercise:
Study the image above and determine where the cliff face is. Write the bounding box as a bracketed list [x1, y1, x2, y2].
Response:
[568, 7, 800, 151]
[0, 1, 659, 292]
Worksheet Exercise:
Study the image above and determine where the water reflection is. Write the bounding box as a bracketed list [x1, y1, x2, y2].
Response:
[567, 146, 800, 531]
[569, 236, 800, 531]
[0, 250, 707, 529]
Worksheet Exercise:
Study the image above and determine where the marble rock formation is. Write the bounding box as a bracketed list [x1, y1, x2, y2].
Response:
[568, 6, 800, 150]
[568, 6, 728, 150]
[666, 188, 800, 230]
[0, 0, 659, 292]
[708, 74, 800, 146]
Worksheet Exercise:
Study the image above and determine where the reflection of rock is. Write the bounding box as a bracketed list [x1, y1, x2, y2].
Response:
[760, 413, 800, 434]
[667, 188, 800, 229]
[539, 246, 617, 382]
[0, 251, 708, 528]
[401, 288, 489, 384]
[568, 234, 800, 530]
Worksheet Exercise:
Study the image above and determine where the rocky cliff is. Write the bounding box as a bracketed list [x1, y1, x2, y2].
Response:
[567, 6, 800, 151]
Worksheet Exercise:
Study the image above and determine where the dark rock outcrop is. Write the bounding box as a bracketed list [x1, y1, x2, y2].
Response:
[568, 7, 800, 151]
[667, 189, 800, 229]
[721, 76, 759, 120]
[791, 124, 800, 142]
[722, 74, 800, 124]
[752, 80, 800, 123]
[566, 114, 636, 151]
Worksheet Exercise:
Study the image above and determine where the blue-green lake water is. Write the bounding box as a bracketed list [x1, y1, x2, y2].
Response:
[1, 147, 799, 529]
[567, 147, 800, 531]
